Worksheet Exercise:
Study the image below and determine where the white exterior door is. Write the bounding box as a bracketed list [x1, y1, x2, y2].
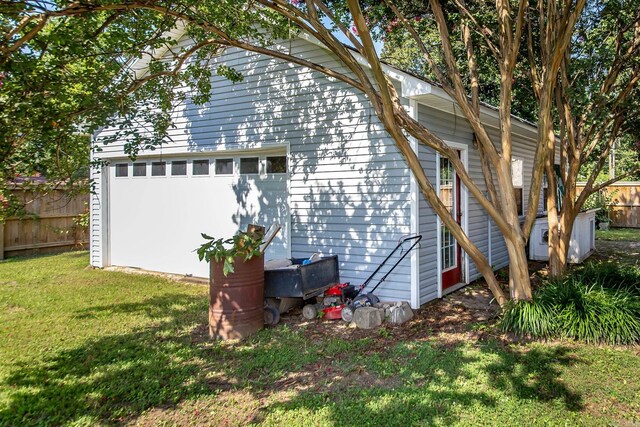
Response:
[108, 154, 289, 278]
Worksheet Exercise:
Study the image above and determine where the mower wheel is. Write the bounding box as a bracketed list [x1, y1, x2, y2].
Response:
[302, 304, 318, 320]
[264, 306, 280, 326]
[341, 304, 355, 323]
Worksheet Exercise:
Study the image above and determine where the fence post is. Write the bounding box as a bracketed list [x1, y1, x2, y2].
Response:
[0, 222, 4, 260]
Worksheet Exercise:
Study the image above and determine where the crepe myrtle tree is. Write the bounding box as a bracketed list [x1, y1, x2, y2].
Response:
[0, 0, 585, 305]
[530, 0, 640, 276]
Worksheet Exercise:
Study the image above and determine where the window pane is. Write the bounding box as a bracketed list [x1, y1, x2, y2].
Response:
[171, 161, 187, 176]
[514, 187, 523, 216]
[115, 164, 128, 177]
[441, 227, 456, 270]
[151, 162, 166, 176]
[511, 158, 523, 187]
[192, 159, 209, 176]
[215, 158, 233, 175]
[133, 163, 146, 177]
[439, 157, 454, 215]
[266, 156, 287, 173]
[240, 157, 259, 174]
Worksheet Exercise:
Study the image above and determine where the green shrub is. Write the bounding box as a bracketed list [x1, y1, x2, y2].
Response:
[571, 262, 640, 297]
[501, 263, 640, 345]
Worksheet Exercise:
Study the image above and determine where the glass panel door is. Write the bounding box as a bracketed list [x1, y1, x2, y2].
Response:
[439, 157, 457, 272]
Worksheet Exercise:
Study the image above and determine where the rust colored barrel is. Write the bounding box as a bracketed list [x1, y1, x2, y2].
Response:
[209, 255, 264, 340]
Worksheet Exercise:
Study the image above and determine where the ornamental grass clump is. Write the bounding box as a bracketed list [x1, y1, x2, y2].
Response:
[501, 292, 558, 339]
[502, 264, 640, 345]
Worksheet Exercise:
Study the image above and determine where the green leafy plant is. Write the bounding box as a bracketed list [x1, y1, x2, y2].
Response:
[196, 232, 263, 276]
[583, 189, 618, 224]
[501, 263, 640, 345]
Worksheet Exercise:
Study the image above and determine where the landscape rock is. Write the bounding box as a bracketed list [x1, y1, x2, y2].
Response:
[388, 301, 414, 325]
[353, 306, 384, 329]
[376, 302, 393, 318]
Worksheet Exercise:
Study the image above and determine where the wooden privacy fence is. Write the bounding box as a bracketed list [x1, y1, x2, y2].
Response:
[577, 182, 640, 228]
[1, 187, 89, 259]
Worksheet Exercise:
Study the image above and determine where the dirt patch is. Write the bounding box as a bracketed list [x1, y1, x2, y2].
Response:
[104, 266, 209, 285]
[128, 390, 262, 427]
[2, 303, 27, 314]
[592, 240, 640, 263]
[271, 280, 507, 350]
[267, 364, 401, 395]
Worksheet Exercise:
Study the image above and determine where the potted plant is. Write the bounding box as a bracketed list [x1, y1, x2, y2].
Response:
[197, 232, 265, 340]
[584, 189, 616, 230]
[596, 208, 611, 230]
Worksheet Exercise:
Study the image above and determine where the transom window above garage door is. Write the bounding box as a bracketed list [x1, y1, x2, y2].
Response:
[171, 161, 187, 176]
[115, 163, 128, 177]
[133, 163, 146, 177]
[215, 158, 233, 175]
[116, 153, 288, 179]
[266, 156, 287, 173]
[151, 162, 166, 176]
[192, 159, 210, 176]
[240, 157, 259, 174]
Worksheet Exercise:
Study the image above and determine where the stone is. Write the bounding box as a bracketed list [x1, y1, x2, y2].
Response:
[353, 306, 384, 329]
[388, 301, 414, 325]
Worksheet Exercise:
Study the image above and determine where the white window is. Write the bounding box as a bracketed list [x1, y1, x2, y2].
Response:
[171, 160, 187, 176]
[240, 157, 259, 174]
[266, 156, 287, 174]
[215, 158, 234, 175]
[151, 161, 166, 176]
[115, 163, 128, 177]
[511, 158, 523, 216]
[192, 159, 210, 176]
[132, 162, 146, 177]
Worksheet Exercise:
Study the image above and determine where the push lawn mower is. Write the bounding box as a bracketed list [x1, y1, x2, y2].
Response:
[302, 235, 422, 321]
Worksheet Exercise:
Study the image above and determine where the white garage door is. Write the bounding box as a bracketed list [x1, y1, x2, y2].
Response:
[108, 154, 289, 278]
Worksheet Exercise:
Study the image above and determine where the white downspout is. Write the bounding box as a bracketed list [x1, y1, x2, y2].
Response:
[408, 99, 421, 309]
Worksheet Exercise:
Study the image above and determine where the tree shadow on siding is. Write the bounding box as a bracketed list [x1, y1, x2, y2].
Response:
[181, 40, 413, 300]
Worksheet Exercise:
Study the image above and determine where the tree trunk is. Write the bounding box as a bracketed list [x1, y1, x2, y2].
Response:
[505, 233, 533, 300]
[548, 148, 580, 278]
[495, 158, 534, 301]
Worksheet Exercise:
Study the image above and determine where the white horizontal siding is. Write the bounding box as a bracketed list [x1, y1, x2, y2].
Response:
[418, 144, 439, 304]
[92, 37, 413, 303]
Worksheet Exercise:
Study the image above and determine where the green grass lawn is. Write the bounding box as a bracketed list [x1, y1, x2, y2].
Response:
[596, 227, 640, 242]
[1, 252, 639, 426]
